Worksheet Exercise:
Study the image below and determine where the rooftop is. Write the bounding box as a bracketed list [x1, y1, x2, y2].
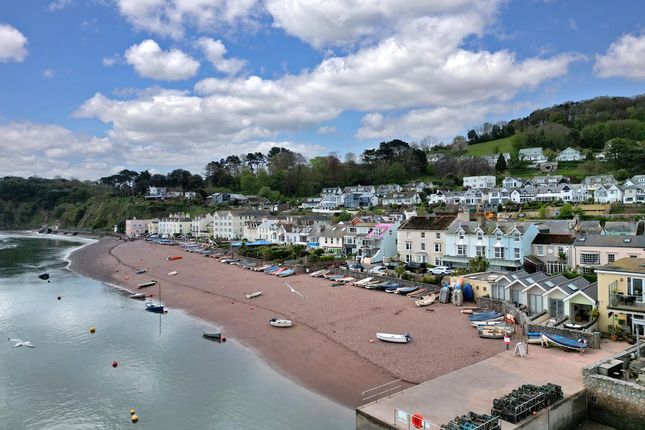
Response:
[533, 233, 575, 245]
[399, 215, 457, 231]
[575, 234, 645, 248]
[596, 257, 645, 274]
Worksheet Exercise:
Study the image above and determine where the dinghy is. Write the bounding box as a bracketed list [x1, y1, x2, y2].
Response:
[468, 311, 503, 322]
[135, 269, 146, 275]
[137, 280, 157, 289]
[145, 300, 165, 314]
[167, 256, 182, 261]
[277, 269, 295, 277]
[376, 333, 412, 343]
[563, 323, 584, 330]
[395, 286, 419, 295]
[273, 267, 288, 276]
[526, 332, 543, 344]
[269, 318, 293, 328]
[353, 277, 373, 286]
[38, 272, 50, 280]
[470, 319, 506, 328]
[478, 325, 514, 339]
[129, 293, 146, 300]
[415, 295, 436, 307]
[167, 270, 178, 276]
[246, 291, 262, 299]
[202, 331, 223, 342]
[541, 333, 588, 353]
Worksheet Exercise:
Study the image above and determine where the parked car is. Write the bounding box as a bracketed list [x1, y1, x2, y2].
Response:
[429, 266, 452, 276]
[385, 262, 401, 270]
[341, 262, 364, 271]
[369, 265, 388, 275]
[404, 262, 426, 273]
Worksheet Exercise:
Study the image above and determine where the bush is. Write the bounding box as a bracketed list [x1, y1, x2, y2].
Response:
[320, 255, 335, 262]
[307, 254, 320, 263]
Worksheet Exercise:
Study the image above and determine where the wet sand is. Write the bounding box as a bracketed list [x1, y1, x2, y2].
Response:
[69, 239, 505, 407]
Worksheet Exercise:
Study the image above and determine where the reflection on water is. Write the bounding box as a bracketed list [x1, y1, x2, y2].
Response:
[0, 234, 353, 429]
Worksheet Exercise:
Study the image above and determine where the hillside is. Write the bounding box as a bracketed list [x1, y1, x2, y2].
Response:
[465, 136, 514, 156]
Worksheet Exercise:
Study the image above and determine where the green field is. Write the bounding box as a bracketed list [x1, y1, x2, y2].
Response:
[465, 136, 515, 156]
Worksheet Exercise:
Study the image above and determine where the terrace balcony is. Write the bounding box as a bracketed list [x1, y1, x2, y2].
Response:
[609, 291, 645, 312]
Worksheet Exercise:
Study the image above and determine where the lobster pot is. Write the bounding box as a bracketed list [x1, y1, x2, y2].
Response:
[439, 285, 451, 303]
[440, 412, 500, 430]
[453, 288, 463, 306]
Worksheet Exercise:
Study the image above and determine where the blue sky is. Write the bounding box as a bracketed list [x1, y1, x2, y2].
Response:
[0, 0, 643, 179]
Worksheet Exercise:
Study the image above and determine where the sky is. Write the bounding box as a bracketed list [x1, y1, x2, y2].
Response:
[0, 0, 644, 179]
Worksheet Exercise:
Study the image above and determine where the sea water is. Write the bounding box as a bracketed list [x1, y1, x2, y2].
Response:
[0, 233, 353, 429]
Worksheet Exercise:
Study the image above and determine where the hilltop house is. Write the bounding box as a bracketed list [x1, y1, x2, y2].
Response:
[381, 192, 422, 206]
[463, 175, 496, 189]
[593, 184, 623, 203]
[318, 187, 346, 209]
[556, 147, 583, 162]
[482, 153, 511, 168]
[582, 175, 617, 189]
[397, 216, 457, 266]
[502, 176, 523, 189]
[443, 220, 539, 271]
[518, 147, 548, 165]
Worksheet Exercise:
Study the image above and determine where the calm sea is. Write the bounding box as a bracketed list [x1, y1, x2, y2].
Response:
[0, 233, 353, 429]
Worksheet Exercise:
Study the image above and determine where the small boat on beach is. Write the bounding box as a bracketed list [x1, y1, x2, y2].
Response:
[353, 277, 373, 287]
[277, 269, 295, 277]
[309, 269, 329, 277]
[376, 333, 412, 344]
[137, 280, 158, 289]
[167, 271, 178, 276]
[202, 331, 223, 342]
[129, 293, 146, 300]
[269, 318, 293, 328]
[246, 291, 262, 299]
[540, 333, 588, 353]
[563, 323, 584, 330]
[526, 332, 543, 344]
[470, 319, 506, 328]
[38, 272, 50, 280]
[135, 269, 146, 275]
[415, 295, 436, 307]
[145, 300, 165, 313]
[468, 311, 503, 322]
[395, 286, 419, 295]
[478, 325, 514, 339]
[255, 264, 273, 272]
[167, 256, 183, 261]
[272, 267, 288, 276]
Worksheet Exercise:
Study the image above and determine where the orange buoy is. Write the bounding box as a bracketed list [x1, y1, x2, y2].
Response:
[131, 414, 139, 423]
[411, 413, 424, 429]
[369, 339, 375, 343]
[89, 326, 96, 334]
[112, 361, 118, 368]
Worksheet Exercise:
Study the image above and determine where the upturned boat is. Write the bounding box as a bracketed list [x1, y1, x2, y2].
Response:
[167, 270, 178, 276]
[38, 272, 50, 280]
[137, 280, 157, 289]
[269, 318, 293, 328]
[129, 293, 146, 300]
[309, 269, 329, 277]
[246, 291, 262, 299]
[468, 311, 503, 322]
[167, 256, 182, 261]
[395, 286, 419, 295]
[376, 333, 412, 343]
[145, 301, 165, 313]
[202, 331, 223, 341]
[540, 333, 588, 353]
[135, 269, 146, 275]
[278, 269, 295, 277]
[415, 295, 436, 307]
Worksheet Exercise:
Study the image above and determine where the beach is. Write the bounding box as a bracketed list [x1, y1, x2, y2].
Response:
[69, 239, 507, 407]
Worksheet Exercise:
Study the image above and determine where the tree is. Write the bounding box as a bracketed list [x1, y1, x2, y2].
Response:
[467, 129, 478, 144]
[495, 153, 507, 172]
[451, 136, 468, 151]
[468, 256, 489, 273]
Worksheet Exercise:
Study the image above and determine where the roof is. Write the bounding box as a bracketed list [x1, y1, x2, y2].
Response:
[399, 215, 457, 231]
[366, 223, 394, 239]
[447, 220, 535, 235]
[602, 221, 641, 236]
[543, 276, 591, 297]
[519, 147, 544, 155]
[533, 233, 575, 245]
[462, 271, 508, 282]
[508, 271, 550, 287]
[596, 257, 645, 274]
[574, 234, 645, 248]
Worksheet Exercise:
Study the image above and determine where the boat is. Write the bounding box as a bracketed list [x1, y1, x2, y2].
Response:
[468, 311, 503, 322]
[353, 277, 373, 287]
[255, 264, 273, 272]
[202, 331, 223, 342]
[470, 319, 506, 328]
[246, 291, 262, 299]
[167, 256, 183, 261]
[385, 285, 399, 293]
[395, 286, 419, 295]
[540, 333, 588, 353]
[129, 293, 146, 300]
[563, 323, 584, 330]
[272, 267, 288, 276]
[526, 332, 543, 344]
[324, 274, 344, 280]
[478, 326, 514, 339]
[309, 269, 328, 277]
[137, 280, 158, 289]
[135, 269, 146, 275]
[265, 266, 281, 274]
[167, 271, 178, 276]
[376, 333, 412, 343]
[144, 281, 165, 314]
[38, 272, 50, 280]
[277, 269, 295, 277]
[269, 318, 293, 328]
[415, 295, 436, 307]
[335, 276, 355, 283]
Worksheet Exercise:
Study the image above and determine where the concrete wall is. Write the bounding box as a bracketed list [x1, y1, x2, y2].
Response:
[514, 390, 587, 430]
[583, 344, 645, 430]
[355, 409, 395, 430]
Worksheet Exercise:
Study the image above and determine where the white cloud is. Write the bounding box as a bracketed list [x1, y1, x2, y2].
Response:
[594, 33, 645, 80]
[317, 125, 336, 135]
[0, 24, 28, 63]
[124, 39, 200, 80]
[0, 122, 114, 178]
[43, 69, 56, 79]
[197, 37, 245, 75]
[102, 55, 120, 66]
[116, 0, 259, 39]
[568, 19, 578, 31]
[49, 0, 72, 11]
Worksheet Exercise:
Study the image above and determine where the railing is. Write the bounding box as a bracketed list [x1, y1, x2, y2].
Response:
[361, 379, 404, 404]
[609, 292, 645, 310]
[394, 409, 440, 430]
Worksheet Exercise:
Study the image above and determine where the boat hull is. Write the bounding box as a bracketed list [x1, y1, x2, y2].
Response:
[376, 333, 411, 343]
[269, 318, 293, 328]
[246, 291, 262, 299]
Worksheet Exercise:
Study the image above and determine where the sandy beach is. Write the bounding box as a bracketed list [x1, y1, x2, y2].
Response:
[69, 239, 507, 407]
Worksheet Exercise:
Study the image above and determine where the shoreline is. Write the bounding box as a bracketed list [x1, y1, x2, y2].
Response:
[68, 238, 506, 408]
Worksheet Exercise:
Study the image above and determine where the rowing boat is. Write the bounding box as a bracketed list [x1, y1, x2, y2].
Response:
[415, 294, 436, 307]
[137, 280, 157, 289]
[246, 290, 262, 299]
[376, 333, 412, 343]
[269, 318, 293, 328]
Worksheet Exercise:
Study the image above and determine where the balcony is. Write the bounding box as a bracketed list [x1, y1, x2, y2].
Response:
[609, 291, 645, 312]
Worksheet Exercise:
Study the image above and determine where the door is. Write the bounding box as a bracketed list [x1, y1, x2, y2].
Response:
[549, 299, 564, 319]
[510, 289, 520, 305]
[528, 294, 543, 314]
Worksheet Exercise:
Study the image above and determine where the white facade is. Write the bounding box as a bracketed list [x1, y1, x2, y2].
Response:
[190, 214, 213, 238]
[594, 185, 623, 204]
[519, 147, 548, 165]
[463, 175, 496, 189]
[125, 219, 149, 236]
[556, 147, 583, 162]
[212, 211, 268, 239]
[158, 215, 192, 237]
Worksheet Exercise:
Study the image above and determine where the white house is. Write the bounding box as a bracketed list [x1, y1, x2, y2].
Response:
[125, 218, 150, 236]
[158, 213, 192, 237]
[190, 214, 213, 238]
[212, 210, 269, 239]
[622, 186, 645, 204]
[560, 184, 591, 203]
[518, 147, 548, 165]
[556, 147, 583, 162]
[397, 216, 456, 266]
[502, 177, 523, 189]
[463, 175, 496, 189]
[318, 187, 346, 209]
[594, 184, 623, 204]
[381, 192, 422, 206]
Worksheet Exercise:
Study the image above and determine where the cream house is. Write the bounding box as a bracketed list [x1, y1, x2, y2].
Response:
[397, 216, 456, 265]
[573, 235, 645, 274]
[125, 218, 150, 236]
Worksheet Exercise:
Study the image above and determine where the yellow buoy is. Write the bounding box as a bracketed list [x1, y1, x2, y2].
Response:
[131, 414, 139, 423]
[130, 409, 136, 415]
[89, 326, 96, 334]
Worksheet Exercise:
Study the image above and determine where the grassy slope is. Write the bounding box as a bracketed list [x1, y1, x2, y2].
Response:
[465, 136, 515, 156]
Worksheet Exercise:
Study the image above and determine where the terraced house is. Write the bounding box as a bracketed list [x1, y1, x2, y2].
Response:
[443, 220, 539, 271]
[397, 216, 456, 265]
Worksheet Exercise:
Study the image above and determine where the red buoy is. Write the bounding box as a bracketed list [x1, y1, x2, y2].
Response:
[221, 336, 227, 343]
[411, 413, 424, 429]
[112, 361, 118, 368]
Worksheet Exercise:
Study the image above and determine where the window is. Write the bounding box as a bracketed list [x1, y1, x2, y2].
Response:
[494, 247, 505, 259]
[405, 254, 411, 263]
[527, 293, 543, 314]
[477, 233, 483, 241]
[476, 246, 486, 257]
[630, 255, 638, 259]
[405, 242, 412, 250]
[434, 243, 442, 253]
[459, 235, 464, 241]
[421, 232, 425, 239]
[514, 233, 521, 242]
[537, 246, 544, 256]
[628, 277, 643, 298]
[546, 261, 567, 274]
[514, 248, 521, 259]
[491, 285, 505, 300]
[581, 253, 600, 265]
[436, 232, 441, 239]
[421, 243, 426, 251]
[435, 257, 441, 266]
[457, 245, 467, 256]
[608, 254, 615, 263]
